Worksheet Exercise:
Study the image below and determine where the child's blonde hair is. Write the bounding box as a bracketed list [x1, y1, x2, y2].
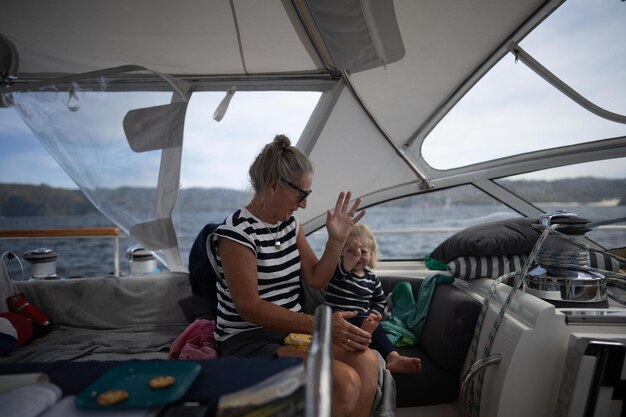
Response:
[347, 224, 379, 268]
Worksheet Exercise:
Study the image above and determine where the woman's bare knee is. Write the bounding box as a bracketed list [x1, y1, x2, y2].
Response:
[332, 360, 361, 417]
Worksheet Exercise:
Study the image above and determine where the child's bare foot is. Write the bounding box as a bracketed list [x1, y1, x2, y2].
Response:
[361, 314, 381, 335]
[385, 351, 422, 374]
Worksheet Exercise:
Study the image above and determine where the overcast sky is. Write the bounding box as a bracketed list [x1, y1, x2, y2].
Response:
[0, 0, 624, 190]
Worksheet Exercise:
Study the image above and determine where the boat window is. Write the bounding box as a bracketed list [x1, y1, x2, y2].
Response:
[307, 185, 520, 261]
[421, 0, 626, 170]
[520, 0, 626, 116]
[496, 158, 626, 250]
[173, 91, 322, 259]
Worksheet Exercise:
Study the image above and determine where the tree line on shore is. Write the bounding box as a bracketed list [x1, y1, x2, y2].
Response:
[0, 178, 624, 217]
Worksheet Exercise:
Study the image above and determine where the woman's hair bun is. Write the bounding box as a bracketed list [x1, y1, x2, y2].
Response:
[273, 134, 291, 149]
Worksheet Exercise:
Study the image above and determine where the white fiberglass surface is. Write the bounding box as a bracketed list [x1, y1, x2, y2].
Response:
[421, 0, 626, 170]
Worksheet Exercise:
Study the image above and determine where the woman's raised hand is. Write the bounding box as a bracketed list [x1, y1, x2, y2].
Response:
[326, 191, 366, 243]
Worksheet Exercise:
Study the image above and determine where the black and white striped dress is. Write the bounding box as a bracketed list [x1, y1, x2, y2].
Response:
[207, 208, 302, 341]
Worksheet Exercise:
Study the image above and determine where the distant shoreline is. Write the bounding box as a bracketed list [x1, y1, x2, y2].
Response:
[1, 179, 624, 217]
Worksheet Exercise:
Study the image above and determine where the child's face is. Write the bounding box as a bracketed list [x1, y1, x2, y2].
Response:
[344, 237, 372, 273]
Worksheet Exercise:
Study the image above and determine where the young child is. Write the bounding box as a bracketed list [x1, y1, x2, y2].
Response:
[325, 224, 422, 374]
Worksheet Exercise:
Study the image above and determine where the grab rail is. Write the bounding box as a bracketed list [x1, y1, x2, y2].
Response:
[0, 227, 123, 276]
[459, 353, 502, 417]
[306, 304, 333, 417]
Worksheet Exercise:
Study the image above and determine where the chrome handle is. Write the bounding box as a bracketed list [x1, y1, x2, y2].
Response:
[459, 354, 502, 417]
[306, 304, 333, 417]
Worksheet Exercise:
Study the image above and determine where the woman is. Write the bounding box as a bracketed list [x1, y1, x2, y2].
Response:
[207, 134, 380, 417]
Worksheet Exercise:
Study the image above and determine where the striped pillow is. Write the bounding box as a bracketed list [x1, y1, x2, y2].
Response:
[449, 251, 625, 280]
[448, 255, 528, 280]
[588, 250, 625, 272]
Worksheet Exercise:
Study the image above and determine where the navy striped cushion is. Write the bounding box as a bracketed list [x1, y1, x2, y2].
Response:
[448, 255, 528, 280]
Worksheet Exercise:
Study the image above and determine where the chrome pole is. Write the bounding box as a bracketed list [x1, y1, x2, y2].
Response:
[306, 304, 333, 417]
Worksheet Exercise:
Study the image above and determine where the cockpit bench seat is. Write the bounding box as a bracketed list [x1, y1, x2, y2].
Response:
[379, 276, 481, 408]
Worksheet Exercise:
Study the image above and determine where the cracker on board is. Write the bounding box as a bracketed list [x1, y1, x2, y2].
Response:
[148, 375, 176, 389]
[97, 389, 129, 405]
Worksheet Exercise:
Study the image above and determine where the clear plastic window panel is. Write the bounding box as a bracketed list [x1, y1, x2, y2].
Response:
[496, 159, 626, 250]
[308, 185, 520, 260]
[420, 0, 626, 169]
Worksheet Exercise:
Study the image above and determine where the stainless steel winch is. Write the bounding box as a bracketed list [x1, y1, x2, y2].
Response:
[126, 244, 158, 276]
[23, 247, 59, 280]
[524, 211, 607, 304]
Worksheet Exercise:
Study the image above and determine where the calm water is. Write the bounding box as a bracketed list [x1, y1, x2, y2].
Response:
[1, 205, 623, 280]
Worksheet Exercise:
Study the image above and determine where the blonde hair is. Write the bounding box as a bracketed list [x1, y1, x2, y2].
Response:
[248, 134, 313, 196]
[347, 224, 379, 268]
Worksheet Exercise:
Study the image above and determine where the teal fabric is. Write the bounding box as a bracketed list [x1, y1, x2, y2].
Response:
[380, 282, 418, 346]
[380, 274, 454, 346]
[424, 255, 448, 271]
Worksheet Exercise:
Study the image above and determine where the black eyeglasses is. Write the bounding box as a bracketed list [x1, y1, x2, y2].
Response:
[281, 179, 312, 203]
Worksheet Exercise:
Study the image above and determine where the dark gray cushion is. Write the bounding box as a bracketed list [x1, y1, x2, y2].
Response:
[393, 345, 459, 407]
[383, 282, 481, 407]
[429, 217, 539, 263]
[419, 284, 481, 373]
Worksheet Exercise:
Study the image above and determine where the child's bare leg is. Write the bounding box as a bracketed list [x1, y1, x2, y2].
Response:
[385, 351, 422, 374]
[360, 314, 381, 335]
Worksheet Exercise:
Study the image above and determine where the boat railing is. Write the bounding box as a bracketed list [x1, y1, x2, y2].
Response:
[0, 227, 124, 277]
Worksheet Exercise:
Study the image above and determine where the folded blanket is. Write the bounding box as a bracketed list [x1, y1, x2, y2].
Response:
[381, 274, 454, 346]
[169, 319, 217, 360]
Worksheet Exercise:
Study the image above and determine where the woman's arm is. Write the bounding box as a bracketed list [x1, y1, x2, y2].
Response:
[299, 191, 365, 289]
[219, 237, 314, 334]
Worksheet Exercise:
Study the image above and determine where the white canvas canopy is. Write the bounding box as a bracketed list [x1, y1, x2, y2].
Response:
[2, 0, 624, 271]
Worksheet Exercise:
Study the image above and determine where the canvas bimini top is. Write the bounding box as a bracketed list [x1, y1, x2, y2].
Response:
[1, 0, 625, 271]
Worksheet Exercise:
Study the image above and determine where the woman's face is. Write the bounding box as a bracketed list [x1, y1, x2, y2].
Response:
[274, 171, 313, 222]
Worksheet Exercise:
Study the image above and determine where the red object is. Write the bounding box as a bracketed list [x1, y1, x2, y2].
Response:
[0, 312, 33, 347]
[6, 293, 50, 325]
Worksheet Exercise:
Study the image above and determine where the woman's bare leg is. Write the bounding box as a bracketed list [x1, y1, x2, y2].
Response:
[333, 347, 379, 417]
[277, 346, 362, 417]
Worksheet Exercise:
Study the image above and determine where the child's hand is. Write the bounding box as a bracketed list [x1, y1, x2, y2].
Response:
[342, 239, 362, 272]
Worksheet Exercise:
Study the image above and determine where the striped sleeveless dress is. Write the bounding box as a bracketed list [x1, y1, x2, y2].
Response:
[207, 207, 302, 341]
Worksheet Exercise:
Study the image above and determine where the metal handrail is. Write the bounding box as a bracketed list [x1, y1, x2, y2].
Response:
[306, 304, 333, 417]
[0, 227, 123, 276]
[459, 353, 502, 417]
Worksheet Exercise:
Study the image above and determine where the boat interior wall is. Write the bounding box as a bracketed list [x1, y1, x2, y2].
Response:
[304, 83, 418, 228]
[457, 277, 626, 417]
[459, 278, 570, 416]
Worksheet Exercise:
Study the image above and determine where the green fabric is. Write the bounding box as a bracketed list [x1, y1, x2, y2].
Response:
[380, 274, 454, 346]
[424, 254, 448, 271]
[380, 282, 418, 346]
[408, 274, 454, 341]
[379, 315, 417, 347]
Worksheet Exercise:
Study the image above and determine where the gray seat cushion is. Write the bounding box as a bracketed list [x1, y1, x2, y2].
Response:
[383, 280, 481, 407]
[420, 284, 481, 373]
